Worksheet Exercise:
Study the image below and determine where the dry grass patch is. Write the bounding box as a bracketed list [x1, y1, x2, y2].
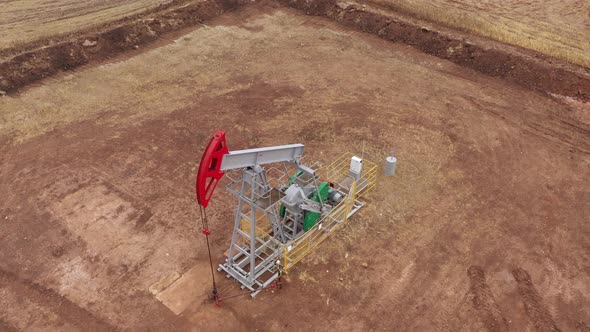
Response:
[370, 0, 590, 68]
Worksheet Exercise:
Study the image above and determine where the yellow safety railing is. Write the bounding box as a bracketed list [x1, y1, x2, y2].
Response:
[320, 152, 377, 199]
[283, 199, 348, 270]
[240, 213, 273, 246]
[282, 153, 377, 272]
[234, 153, 377, 273]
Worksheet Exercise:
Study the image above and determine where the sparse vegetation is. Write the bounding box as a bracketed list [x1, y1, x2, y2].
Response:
[371, 0, 590, 68]
[0, 0, 165, 52]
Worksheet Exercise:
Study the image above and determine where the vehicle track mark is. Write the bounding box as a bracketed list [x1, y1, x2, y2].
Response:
[512, 268, 561, 332]
[467, 266, 509, 332]
[0, 268, 118, 331]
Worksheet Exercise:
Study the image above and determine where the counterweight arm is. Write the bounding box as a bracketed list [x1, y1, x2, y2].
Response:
[220, 144, 304, 171]
[196, 130, 305, 208]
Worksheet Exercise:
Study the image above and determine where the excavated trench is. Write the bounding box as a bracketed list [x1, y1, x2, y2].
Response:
[282, 0, 590, 101]
[1, 0, 590, 101]
[0, 0, 245, 93]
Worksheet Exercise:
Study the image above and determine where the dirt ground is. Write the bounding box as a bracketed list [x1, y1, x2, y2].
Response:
[1, 3, 589, 331]
[368, 0, 590, 68]
[0, 0, 169, 49]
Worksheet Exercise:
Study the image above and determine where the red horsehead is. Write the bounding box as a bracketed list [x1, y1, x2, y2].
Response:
[196, 130, 229, 208]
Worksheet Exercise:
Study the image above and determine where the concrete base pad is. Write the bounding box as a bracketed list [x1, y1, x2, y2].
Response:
[153, 262, 211, 315]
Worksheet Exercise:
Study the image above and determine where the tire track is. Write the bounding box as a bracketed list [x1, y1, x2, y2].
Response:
[467, 266, 509, 332]
[512, 268, 561, 332]
[0, 268, 118, 331]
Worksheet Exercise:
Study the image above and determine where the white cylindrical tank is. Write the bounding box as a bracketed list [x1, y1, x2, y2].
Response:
[385, 156, 396, 176]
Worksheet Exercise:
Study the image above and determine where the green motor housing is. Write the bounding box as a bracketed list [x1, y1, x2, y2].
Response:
[303, 181, 330, 231]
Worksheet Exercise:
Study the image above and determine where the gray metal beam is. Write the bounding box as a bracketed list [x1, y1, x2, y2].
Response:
[220, 144, 304, 170]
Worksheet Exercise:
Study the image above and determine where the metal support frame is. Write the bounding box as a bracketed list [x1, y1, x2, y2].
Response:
[219, 166, 284, 296]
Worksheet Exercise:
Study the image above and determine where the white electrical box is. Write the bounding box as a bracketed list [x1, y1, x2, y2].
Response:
[349, 156, 363, 180]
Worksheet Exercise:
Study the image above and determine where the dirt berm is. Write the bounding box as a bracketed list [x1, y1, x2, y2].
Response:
[0, 0, 245, 93]
[1, 0, 590, 101]
[282, 0, 590, 102]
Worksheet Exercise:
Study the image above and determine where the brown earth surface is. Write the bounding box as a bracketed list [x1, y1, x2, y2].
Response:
[1, 3, 589, 331]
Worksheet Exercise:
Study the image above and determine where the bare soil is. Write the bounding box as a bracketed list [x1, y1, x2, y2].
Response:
[1, 2, 589, 331]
